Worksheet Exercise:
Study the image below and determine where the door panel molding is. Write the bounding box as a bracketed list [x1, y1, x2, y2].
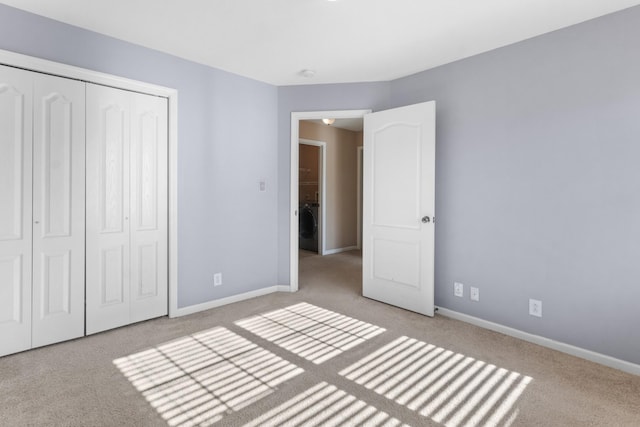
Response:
[0, 255, 24, 324]
[40, 251, 71, 317]
[0, 80, 29, 242]
[42, 92, 73, 238]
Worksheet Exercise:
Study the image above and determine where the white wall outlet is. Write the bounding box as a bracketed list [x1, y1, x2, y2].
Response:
[470, 287, 479, 302]
[259, 179, 266, 192]
[214, 273, 223, 287]
[454, 282, 464, 297]
[529, 299, 542, 317]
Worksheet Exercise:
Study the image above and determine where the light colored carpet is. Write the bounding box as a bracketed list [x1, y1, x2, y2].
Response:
[0, 250, 639, 426]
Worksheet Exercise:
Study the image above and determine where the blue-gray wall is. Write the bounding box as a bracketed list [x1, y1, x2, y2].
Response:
[389, 6, 640, 364]
[2, 3, 639, 366]
[277, 7, 640, 365]
[0, 4, 279, 308]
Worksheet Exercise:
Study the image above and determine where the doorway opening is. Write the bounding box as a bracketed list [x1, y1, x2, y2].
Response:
[298, 139, 326, 255]
[290, 110, 371, 292]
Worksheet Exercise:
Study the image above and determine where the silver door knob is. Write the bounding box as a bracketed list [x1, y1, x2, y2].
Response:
[422, 216, 431, 223]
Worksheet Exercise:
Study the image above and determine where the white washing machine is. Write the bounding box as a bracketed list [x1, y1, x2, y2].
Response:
[299, 203, 319, 252]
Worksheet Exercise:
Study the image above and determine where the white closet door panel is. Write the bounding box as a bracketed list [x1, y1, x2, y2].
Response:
[31, 74, 85, 347]
[0, 65, 33, 356]
[130, 93, 168, 322]
[86, 84, 131, 335]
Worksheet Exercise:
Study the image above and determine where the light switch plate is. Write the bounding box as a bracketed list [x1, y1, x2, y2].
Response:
[470, 287, 479, 302]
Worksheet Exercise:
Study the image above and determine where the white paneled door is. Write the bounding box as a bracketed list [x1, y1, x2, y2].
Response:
[129, 92, 168, 323]
[0, 65, 85, 355]
[0, 65, 33, 356]
[0, 56, 172, 357]
[32, 73, 86, 347]
[86, 84, 168, 335]
[86, 85, 130, 334]
[362, 101, 436, 316]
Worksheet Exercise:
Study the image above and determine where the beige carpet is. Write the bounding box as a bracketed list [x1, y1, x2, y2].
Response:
[1, 250, 639, 426]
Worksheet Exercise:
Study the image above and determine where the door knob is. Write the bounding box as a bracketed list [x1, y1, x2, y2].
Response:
[422, 216, 431, 223]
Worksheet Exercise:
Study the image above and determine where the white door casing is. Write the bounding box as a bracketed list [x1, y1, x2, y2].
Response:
[86, 84, 168, 335]
[357, 146, 363, 250]
[0, 65, 33, 356]
[362, 101, 436, 316]
[31, 73, 85, 347]
[289, 110, 371, 292]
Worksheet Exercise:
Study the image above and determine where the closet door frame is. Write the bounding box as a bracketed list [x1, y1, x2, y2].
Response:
[0, 48, 180, 318]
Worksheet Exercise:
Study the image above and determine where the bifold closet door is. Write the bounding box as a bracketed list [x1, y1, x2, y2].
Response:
[129, 91, 168, 324]
[86, 84, 168, 335]
[0, 65, 33, 356]
[31, 73, 85, 348]
[0, 66, 85, 356]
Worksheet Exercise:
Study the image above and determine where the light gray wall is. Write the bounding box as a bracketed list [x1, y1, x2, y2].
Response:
[276, 83, 391, 284]
[389, 6, 640, 364]
[4, 2, 639, 366]
[0, 4, 279, 308]
[276, 7, 640, 366]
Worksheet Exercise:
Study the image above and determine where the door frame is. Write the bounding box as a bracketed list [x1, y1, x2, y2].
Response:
[0, 48, 180, 318]
[290, 109, 370, 292]
[357, 146, 364, 250]
[299, 138, 326, 255]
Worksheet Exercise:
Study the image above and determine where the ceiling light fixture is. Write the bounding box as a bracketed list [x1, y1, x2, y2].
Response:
[322, 118, 335, 125]
[300, 69, 316, 78]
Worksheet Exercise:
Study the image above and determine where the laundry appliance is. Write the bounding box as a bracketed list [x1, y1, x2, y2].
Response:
[299, 203, 319, 252]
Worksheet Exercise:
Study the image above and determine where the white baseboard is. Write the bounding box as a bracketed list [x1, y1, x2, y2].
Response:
[171, 285, 291, 318]
[436, 307, 640, 377]
[323, 246, 359, 255]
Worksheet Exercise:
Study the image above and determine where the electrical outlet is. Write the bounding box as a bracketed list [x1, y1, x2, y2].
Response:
[454, 282, 464, 297]
[470, 287, 479, 302]
[214, 273, 223, 287]
[529, 299, 542, 317]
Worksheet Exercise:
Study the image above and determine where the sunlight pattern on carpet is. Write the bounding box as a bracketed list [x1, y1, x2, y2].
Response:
[235, 302, 385, 364]
[243, 382, 409, 427]
[114, 327, 303, 426]
[340, 336, 532, 427]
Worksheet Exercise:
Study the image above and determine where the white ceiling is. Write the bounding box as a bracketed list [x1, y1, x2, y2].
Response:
[3, 0, 640, 86]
